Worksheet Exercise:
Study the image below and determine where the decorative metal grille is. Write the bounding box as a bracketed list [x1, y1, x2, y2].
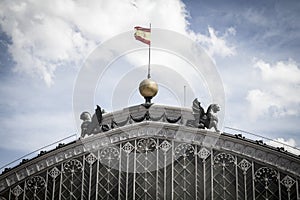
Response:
[254, 167, 278, 200]
[1, 137, 299, 200]
[213, 152, 236, 200]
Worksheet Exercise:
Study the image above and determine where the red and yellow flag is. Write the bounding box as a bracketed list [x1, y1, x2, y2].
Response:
[134, 26, 151, 45]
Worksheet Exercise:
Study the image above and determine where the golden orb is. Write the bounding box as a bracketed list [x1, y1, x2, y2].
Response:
[139, 79, 158, 98]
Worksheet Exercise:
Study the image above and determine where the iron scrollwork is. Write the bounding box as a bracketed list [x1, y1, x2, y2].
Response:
[174, 143, 195, 158]
[137, 138, 157, 153]
[99, 147, 120, 161]
[63, 159, 83, 174]
[254, 167, 278, 183]
[26, 176, 46, 191]
[214, 152, 235, 166]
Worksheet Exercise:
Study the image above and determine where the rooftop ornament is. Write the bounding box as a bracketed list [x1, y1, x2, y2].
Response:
[187, 98, 221, 132]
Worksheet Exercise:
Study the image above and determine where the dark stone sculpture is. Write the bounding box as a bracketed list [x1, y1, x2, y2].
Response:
[95, 105, 102, 125]
[188, 98, 220, 132]
[80, 105, 110, 138]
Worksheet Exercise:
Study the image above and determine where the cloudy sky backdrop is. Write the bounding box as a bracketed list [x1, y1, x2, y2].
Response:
[0, 0, 299, 169]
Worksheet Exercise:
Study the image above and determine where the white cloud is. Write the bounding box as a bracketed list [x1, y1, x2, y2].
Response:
[0, 0, 235, 86]
[247, 59, 300, 119]
[191, 26, 236, 58]
[0, 111, 76, 152]
[267, 138, 300, 155]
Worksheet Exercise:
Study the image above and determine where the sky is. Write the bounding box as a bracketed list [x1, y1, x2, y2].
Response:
[0, 0, 300, 169]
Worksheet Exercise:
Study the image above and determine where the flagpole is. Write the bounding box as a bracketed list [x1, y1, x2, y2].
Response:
[147, 23, 151, 79]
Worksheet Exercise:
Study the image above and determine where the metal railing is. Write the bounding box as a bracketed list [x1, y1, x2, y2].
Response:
[0, 134, 77, 173]
[224, 126, 300, 156]
[1, 127, 299, 174]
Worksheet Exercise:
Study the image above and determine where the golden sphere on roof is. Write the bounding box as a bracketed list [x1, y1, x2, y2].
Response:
[139, 78, 158, 98]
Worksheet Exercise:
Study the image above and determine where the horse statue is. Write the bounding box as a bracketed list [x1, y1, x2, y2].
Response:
[188, 98, 220, 132]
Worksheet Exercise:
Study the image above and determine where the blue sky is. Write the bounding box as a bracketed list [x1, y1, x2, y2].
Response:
[0, 0, 299, 169]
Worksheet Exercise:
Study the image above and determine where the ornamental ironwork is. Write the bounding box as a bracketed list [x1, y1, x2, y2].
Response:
[1, 137, 300, 200]
[85, 153, 97, 165]
[26, 176, 45, 191]
[63, 159, 83, 174]
[254, 167, 278, 182]
[99, 147, 119, 161]
[159, 140, 172, 153]
[214, 152, 235, 166]
[11, 185, 23, 197]
[48, 167, 60, 179]
[198, 147, 210, 160]
[281, 175, 295, 190]
[122, 142, 134, 154]
[137, 138, 157, 153]
[238, 159, 251, 173]
[174, 143, 195, 158]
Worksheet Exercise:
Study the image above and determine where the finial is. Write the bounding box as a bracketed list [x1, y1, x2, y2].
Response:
[139, 78, 158, 107]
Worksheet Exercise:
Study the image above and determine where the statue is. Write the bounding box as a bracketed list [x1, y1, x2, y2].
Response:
[95, 105, 102, 125]
[206, 103, 221, 132]
[80, 105, 110, 137]
[189, 98, 220, 132]
[80, 111, 92, 137]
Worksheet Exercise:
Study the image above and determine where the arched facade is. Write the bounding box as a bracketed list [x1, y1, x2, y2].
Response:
[0, 105, 299, 200]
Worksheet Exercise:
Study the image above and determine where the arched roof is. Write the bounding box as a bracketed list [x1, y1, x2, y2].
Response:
[0, 104, 299, 199]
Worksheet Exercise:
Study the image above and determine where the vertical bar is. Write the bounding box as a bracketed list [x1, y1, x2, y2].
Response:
[81, 155, 85, 200]
[125, 148, 130, 200]
[195, 145, 198, 200]
[252, 161, 255, 200]
[88, 161, 93, 200]
[145, 150, 148, 200]
[156, 138, 159, 200]
[235, 156, 238, 200]
[244, 170, 247, 200]
[147, 23, 151, 79]
[95, 150, 99, 200]
[164, 151, 167, 200]
[278, 172, 281, 200]
[107, 156, 111, 199]
[45, 169, 49, 200]
[171, 141, 174, 200]
[22, 184, 26, 200]
[203, 160, 206, 200]
[52, 176, 56, 200]
[133, 140, 137, 200]
[118, 144, 122, 200]
[8, 188, 11, 200]
[183, 157, 186, 200]
[59, 163, 63, 200]
[211, 149, 214, 200]
[296, 179, 299, 199]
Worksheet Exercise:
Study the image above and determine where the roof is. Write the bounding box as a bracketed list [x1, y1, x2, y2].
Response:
[1, 104, 300, 192]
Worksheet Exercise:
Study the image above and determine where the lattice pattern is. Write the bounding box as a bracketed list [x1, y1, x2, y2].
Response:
[135, 138, 157, 199]
[174, 143, 196, 199]
[61, 159, 83, 200]
[2, 138, 299, 200]
[98, 146, 120, 199]
[255, 167, 279, 200]
[25, 176, 46, 200]
[213, 152, 236, 200]
[238, 159, 251, 173]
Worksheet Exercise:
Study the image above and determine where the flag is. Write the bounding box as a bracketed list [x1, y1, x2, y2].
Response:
[134, 26, 151, 45]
